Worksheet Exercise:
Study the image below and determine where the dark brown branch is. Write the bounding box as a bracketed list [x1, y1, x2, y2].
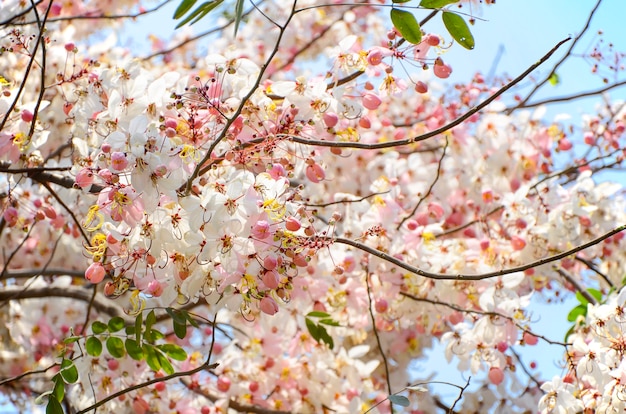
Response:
[364, 268, 393, 410]
[181, 378, 293, 414]
[0, 362, 56, 387]
[510, 0, 604, 112]
[554, 267, 598, 305]
[288, 37, 572, 150]
[334, 223, 626, 281]
[575, 255, 613, 288]
[0, 286, 130, 320]
[400, 292, 567, 346]
[507, 80, 626, 110]
[184, 2, 299, 195]
[75, 359, 219, 414]
[10, 1, 170, 26]
[0, 268, 84, 279]
[397, 138, 448, 229]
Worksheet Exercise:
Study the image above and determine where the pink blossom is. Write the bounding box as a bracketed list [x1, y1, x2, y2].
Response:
[85, 262, 106, 284]
[260, 296, 279, 315]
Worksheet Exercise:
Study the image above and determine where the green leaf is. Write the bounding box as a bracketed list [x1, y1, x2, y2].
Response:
[173, 320, 187, 339]
[91, 321, 108, 334]
[319, 318, 340, 327]
[305, 318, 320, 341]
[174, 0, 224, 29]
[46, 396, 64, 414]
[143, 344, 161, 372]
[51, 375, 64, 401]
[144, 310, 158, 342]
[135, 312, 143, 344]
[150, 329, 165, 341]
[420, 0, 458, 7]
[548, 72, 559, 86]
[86, 337, 103, 357]
[389, 394, 410, 407]
[106, 337, 126, 358]
[318, 326, 334, 349]
[564, 324, 576, 342]
[233, 0, 245, 36]
[35, 391, 54, 405]
[158, 344, 188, 361]
[156, 349, 175, 375]
[173, 0, 198, 19]
[182, 310, 200, 328]
[63, 336, 80, 344]
[588, 288, 603, 302]
[390, 9, 422, 45]
[442, 11, 474, 50]
[166, 308, 187, 324]
[125, 339, 144, 361]
[306, 311, 330, 318]
[108, 316, 125, 333]
[575, 291, 589, 305]
[567, 304, 587, 322]
[163, 344, 187, 361]
[60, 359, 79, 384]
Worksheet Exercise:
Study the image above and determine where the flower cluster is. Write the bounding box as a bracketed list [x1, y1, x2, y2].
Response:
[2, 0, 626, 413]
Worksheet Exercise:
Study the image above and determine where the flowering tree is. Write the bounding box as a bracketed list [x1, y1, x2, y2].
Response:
[1, 0, 626, 412]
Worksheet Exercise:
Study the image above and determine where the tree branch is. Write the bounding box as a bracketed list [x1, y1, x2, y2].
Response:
[334, 223, 626, 281]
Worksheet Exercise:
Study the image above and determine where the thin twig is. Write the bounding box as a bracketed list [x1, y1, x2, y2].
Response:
[333, 223, 626, 281]
[397, 138, 448, 229]
[288, 38, 572, 150]
[510, 0, 604, 112]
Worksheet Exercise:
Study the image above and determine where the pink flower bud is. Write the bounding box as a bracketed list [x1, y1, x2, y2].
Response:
[147, 280, 163, 297]
[85, 262, 106, 284]
[415, 81, 428, 94]
[510, 236, 526, 251]
[362, 93, 382, 110]
[75, 168, 94, 189]
[252, 220, 271, 239]
[260, 296, 279, 315]
[110, 152, 129, 171]
[558, 138, 573, 151]
[323, 112, 339, 128]
[217, 376, 231, 392]
[285, 217, 301, 231]
[268, 163, 286, 179]
[263, 255, 277, 270]
[375, 298, 388, 313]
[262, 270, 280, 290]
[426, 34, 441, 46]
[64, 43, 76, 52]
[523, 331, 538, 345]
[367, 49, 384, 66]
[433, 58, 452, 79]
[305, 163, 325, 183]
[488, 367, 504, 385]
[21, 110, 33, 122]
[3, 207, 18, 227]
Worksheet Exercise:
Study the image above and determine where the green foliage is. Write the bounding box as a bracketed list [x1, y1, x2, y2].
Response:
[107, 316, 125, 332]
[40, 358, 78, 413]
[173, 0, 249, 33]
[46, 397, 63, 414]
[390, 9, 422, 45]
[564, 288, 605, 341]
[305, 311, 338, 349]
[548, 72, 560, 86]
[388, 394, 410, 407]
[420, 0, 459, 7]
[442, 11, 475, 50]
